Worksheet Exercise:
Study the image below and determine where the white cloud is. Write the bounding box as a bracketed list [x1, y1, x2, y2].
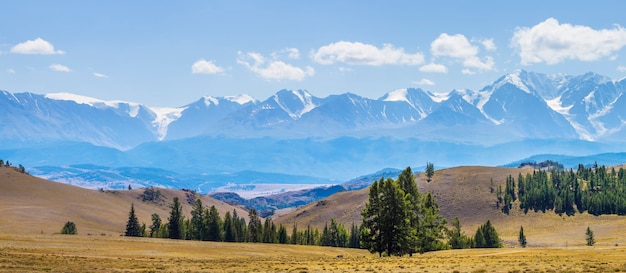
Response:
[191, 59, 224, 74]
[618, 65, 626, 72]
[237, 51, 314, 81]
[7, 68, 15, 74]
[272, 48, 300, 60]
[431, 33, 494, 72]
[93, 72, 109, 78]
[338, 67, 352, 72]
[419, 63, 448, 73]
[512, 18, 626, 65]
[461, 68, 475, 75]
[312, 41, 424, 66]
[11, 38, 65, 55]
[481, 39, 497, 51]
[413, 78, 435, 86]
[49, 64, 71, 72]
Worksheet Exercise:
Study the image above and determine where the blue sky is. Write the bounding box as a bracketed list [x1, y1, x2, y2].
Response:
[2, 1, 626, 106]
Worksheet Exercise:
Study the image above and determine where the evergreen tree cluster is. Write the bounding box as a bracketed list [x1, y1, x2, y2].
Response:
[124, 197, 361, 248]
[360, 167, 448, 256]
[498, 164, 626, 216]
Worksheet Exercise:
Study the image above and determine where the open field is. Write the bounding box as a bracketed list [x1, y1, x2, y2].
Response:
[2, 234, 626, 273]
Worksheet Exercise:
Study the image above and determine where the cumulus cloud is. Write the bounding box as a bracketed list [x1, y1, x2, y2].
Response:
[272, 48, 300, 59]
[312, 41, 424, 66]
[431, 33, 494, 72]
[618, 65, 626, 72]
[11, 38, 65, 55]
[192, 59, 224, 74]
[419, 63, 448, 73]
[413, 78, 435, 86]
[93, 72, 109, 78]
[481, 39, 497, 51]
[237, 51, 314, 81]
[49, 64, 71, 72]
[512, 18, 626, 65]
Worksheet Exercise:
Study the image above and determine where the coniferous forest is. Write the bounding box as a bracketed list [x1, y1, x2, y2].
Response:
[123, 166, 502, 256]
[498, 163, 626, 216]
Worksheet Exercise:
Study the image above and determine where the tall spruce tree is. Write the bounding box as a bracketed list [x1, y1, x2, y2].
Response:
[125, 203, 141, 237]
[190, 198, 206, 240]
[585, 226, 595, 246]
[168, 197, 184, 239]
[223, 211, 235, 242]
[149, 213, 161, 238]
[518, 226, 527, 247]
[447, 217, 472, 249]
[425, 162, 435, 182]
[278, 224, 289, 244]
[205, 205, 222, 241]
[474, 220, 501, 248]
[248, 209, 262, 243]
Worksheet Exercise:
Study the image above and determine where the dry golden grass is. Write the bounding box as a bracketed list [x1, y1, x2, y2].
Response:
[2, 233, 626, 273]
[0, 168, 248, 235]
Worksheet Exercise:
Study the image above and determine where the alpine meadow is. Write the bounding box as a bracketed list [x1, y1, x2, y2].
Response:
[4, 1, 626, 272]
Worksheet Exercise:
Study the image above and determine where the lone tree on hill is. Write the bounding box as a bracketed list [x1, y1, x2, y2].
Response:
[125, 203, 141, 237]
[61, 221, 77, 235]
[518, 226, 527, 248]
[585, 227, 595, 246]
[425, 162, 435, 182]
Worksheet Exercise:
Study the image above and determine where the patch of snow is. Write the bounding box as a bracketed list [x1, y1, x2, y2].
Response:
[545, 96, 573, 116]
[383, 88, 409, 103]
[203, 96, 219, 106]
[427, 91, 450, 103]
[149, 106, 186, 140]
[292, 90, 317, 116]
[225, 94, 256, 105]
[45, 92, 143, 117]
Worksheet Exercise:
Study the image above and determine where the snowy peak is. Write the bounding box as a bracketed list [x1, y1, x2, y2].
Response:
[224, 94, 257, 105]
[271, 89, 319, 119]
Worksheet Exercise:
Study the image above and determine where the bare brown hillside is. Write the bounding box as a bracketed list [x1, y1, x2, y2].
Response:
[0, 167, 247, 235]
[276, 166, 626, 247]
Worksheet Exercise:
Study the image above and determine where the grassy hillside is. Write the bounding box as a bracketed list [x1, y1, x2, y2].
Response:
[276, 166, 626, 247]
[0, 167, 247, 235]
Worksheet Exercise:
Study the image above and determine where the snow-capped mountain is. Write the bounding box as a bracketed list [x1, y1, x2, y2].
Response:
[2, 70, 626, 151]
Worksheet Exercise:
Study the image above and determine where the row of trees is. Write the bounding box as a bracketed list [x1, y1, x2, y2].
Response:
[497, 164, 626, 216]
[124, 197, 360, 248]
[360, 167, 502, 256]
[0, 159, 26, 173]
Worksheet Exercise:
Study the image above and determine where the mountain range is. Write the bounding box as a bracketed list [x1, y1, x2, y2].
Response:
[1, 70, 626, 190]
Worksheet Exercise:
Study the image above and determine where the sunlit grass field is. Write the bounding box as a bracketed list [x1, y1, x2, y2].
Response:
[2, 233, 626, 273]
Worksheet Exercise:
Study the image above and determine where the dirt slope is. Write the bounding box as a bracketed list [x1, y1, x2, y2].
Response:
[0, 167, 247, 235]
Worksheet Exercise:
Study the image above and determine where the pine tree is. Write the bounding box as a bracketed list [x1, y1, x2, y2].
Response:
[349, 222, 360, 248]
[149, 213, 161, 238]
[223, 211, 235, 242]
[425, 162, 435, 182]
[474, 220, 501, 248]
[205, 206, 222, 241]
[247, 209, 262, 243]
[278, 224, 289, 244]
[447, 217, 471, 249]
[290, 223, 298, 244]
[190, 198, 205, 240]
[518, 226, 527, 248]
[168, 197, 184, 239]
[585, 226, 595, 246]
[125, 203, 141, 237]
[61, 221, 77, 235]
